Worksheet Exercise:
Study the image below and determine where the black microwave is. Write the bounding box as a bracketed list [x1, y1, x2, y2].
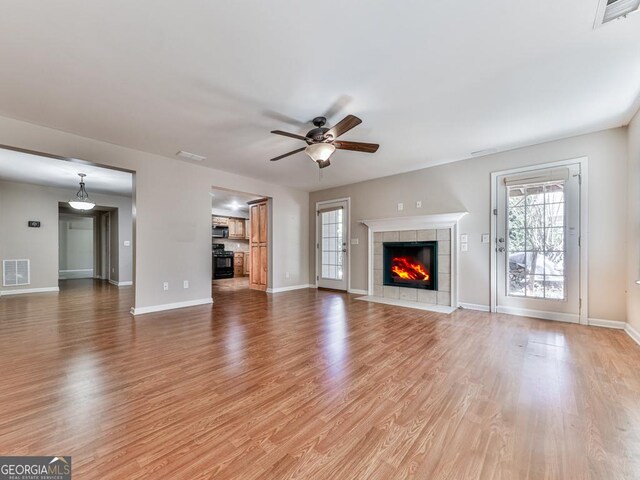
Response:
[212, 226, 229, 238]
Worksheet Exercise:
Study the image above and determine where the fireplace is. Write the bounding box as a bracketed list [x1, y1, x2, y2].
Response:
[383, 241, 437, 290]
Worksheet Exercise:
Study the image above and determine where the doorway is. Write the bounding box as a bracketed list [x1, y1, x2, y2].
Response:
[210, 187, 265, 293]
[491, 159, 587, 323]
[316, 198, 350, 291]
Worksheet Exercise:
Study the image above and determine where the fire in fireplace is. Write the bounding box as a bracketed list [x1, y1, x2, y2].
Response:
[383, 241, 437, 290]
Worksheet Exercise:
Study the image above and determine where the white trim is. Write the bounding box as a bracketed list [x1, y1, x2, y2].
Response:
[490, 157, 589, 325]
[131, 297, 213, 315]
[355, 295, 457, 314]
[0, 286, 59, 296]
[109, 280, 133, 287]
[496, 305, 579, 324]
[315, 197, 351, 292]
[348, 288, 368, 295]
[625, 323, 640, 346]
[266, 284, 312, 293]
[588, 318, 626, 329]
[360, 212, 468, 232]
[459, 302, 491, 312]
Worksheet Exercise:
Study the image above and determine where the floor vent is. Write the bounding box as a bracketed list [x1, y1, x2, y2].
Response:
[3, 259, 30, 286]
[595, 0, 640, 27]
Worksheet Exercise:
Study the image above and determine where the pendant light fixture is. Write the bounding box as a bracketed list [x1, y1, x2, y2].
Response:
[68, 173, 95, 210]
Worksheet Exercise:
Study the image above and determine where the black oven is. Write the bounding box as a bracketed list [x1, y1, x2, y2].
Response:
[212, 243, 234, 279]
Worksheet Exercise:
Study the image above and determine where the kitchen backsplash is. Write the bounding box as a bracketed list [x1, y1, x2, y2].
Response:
[217, 238, 249, 252]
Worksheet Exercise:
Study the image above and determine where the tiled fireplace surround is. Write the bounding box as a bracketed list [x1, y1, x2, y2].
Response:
[361, 213, 467, 312]
[373, 229, 452, 306]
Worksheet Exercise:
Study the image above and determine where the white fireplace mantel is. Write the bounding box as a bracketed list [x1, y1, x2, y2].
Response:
[360, 212, 468, 312]
[360, 212, 468, 232]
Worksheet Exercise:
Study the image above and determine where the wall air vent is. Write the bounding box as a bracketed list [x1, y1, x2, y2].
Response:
[3, 259, 30, 286]
[595, 0, 640, 27]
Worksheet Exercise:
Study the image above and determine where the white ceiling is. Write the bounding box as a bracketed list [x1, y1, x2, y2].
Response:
[0, 148, 133, 196]
[0, 1, 638, 192]
[211, 188, 261, 214]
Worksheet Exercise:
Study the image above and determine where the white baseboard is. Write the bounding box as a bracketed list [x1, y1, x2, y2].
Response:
[266, 284, 312, 293]
[588, 318, 626, 329]
[459, 302, 491, 312]
[131, 297, 213, 316]
[625, 323, 640, 346]
[0, 286, 59, 296]
[496, 306, 579, 324]
[109, 280, 133, 287]
[348, 289, 368, 295]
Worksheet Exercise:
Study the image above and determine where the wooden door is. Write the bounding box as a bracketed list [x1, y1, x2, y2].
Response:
[249, 199, 268, 291]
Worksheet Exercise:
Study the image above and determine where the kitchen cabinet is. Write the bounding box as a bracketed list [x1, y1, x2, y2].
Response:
[234, 252, 244, 277]
[228, 218, 246, 239]
[249, 199, 268, 291]
[212, 216, 228, 226]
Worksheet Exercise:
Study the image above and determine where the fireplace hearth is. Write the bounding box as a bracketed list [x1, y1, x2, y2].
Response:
[383, 241, 437, 290]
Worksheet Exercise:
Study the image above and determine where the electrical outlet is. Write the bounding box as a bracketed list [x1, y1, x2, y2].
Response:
[397, 202, 404, 211]
[416, 200, 422, 208]
[351, 238, 359, 245]
[112, 267, 115, 273]
[481, 233, 490, 243]
[183, 280, 189, 289]
[123, 240, 131, 247]
[163, 282, 169, 291]
[461, 243, 468, 252]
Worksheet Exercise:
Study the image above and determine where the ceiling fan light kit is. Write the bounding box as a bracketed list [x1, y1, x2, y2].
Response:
[68, 173, 95, 210]
[270, 113, 379, 169]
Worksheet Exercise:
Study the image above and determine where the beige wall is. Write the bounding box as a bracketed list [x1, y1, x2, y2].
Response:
[310, 128, 628, 322]
[0, 179, 134, 291]
[0, 114, 309, 310]
[627, 110, 640, 332]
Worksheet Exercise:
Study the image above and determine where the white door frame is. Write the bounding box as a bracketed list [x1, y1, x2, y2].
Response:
[490, 157, 589, 325]
[315, 197, 351, 292]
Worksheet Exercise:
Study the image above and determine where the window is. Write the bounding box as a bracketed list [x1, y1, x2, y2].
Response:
[506, 181, 565, 300]
[320, 209, 343, 280]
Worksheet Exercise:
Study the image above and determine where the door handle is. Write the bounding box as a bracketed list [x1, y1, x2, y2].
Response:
[497, 246, 505, 252]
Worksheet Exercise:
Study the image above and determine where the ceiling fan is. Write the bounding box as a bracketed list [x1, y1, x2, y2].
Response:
[270, 115, 379, 168]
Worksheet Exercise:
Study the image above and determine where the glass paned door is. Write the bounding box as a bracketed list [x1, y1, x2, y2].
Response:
[506, 181, 566, 300]
[495, 164, 581, 322]
[317, 200, 349, 290]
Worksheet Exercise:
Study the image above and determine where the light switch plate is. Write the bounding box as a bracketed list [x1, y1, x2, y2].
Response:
[351, 238, 359, 245]
[481, 233, 490, 243]
[461, 243, 468, 252]
[460, 234, 468, 243]
[397, 202, 404, 211]
[123, 240, 131, 247]
[416, 201, 422, 208]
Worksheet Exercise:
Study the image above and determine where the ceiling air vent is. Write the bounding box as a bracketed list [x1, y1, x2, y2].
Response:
[595, 0, 640, 27]
[3, 259, 30, 286]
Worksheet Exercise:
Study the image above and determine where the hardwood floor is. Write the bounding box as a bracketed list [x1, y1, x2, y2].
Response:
[1, 279, 639, 479]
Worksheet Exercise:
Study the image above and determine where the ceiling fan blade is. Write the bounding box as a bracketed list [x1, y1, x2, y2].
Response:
[270, 147, 306, 162]
[322, 95, 353, 120]
[271, 130, 308, 141]
[325, 115, 362, 140]
[317, 159, 331, 169]
[334, 140, 380, 153]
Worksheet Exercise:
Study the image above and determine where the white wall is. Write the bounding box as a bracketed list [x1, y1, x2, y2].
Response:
[627, 109, 640, 333]
[59, 214, 94, 278]
[0, 114, 309, 310]
[0, 179, 134, 292]
[0, 181, 59, 291]
[310, 128, 629, 322]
